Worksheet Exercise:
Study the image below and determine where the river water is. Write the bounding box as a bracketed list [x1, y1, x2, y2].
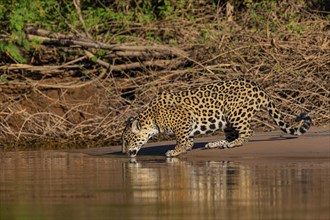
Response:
[0, 150, 329, 220]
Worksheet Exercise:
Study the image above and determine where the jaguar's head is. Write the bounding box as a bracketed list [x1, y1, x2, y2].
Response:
[122, 117, 156, 157]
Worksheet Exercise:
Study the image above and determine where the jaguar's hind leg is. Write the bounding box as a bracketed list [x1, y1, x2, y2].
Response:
[224, 127, 239, 142]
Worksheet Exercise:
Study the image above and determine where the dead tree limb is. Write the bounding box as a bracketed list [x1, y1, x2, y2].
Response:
[24, 27, 188, 58]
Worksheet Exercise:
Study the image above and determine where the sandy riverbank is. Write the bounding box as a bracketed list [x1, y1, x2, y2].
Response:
[70, 127, 330, 162]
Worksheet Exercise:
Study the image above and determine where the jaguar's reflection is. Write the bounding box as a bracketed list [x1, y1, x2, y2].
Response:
[125, 159, 248, 203]
[124, 157, 324, 212]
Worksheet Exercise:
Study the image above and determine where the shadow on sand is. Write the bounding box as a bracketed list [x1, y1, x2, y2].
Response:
[110, 136, 298, 156]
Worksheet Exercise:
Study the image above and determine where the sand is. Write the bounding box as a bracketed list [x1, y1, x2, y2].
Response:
[72, 126, 330, 162]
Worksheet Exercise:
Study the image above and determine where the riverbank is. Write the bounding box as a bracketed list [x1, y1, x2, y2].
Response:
[70, 126, 330, 162]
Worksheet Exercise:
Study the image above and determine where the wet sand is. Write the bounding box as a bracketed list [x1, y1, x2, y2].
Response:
[73, 127, 330, 162]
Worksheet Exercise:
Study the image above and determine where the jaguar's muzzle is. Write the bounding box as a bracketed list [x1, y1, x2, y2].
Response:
[128, 149, 138, 158]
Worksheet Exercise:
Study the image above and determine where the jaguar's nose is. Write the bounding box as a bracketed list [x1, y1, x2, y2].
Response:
[128, 150, 138, 157]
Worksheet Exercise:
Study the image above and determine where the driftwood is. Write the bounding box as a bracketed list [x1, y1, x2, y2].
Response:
[0, 26, 189, 91]
[24, 26, 188, 58]
[0, 27, 189, 82]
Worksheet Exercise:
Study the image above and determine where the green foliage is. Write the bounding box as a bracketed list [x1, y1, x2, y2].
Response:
[0, 0, 60, 63]
[157, 0, 174, 18]
[0, 75, 9, 83]
[242, 0, 309, 36]
[146, 31, 162, 42]
[198, 30, 211, 44]
[90, 55, 98, 63]
[286, 23, 304, 33]
[247, 1, 279, 32]
[0, 42, 25, 63]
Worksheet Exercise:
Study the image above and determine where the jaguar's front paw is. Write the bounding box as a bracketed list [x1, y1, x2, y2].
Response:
[185, 145, 193, 151]
[218, 140, 230, 148]
[165, 149, 184, 157]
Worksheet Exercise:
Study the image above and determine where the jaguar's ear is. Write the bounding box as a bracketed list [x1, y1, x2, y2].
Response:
[127, 117, 135, 124]
[131, 119, 141, 134]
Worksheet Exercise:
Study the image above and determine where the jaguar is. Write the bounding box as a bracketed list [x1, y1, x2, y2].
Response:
[122, 78, 312, 157]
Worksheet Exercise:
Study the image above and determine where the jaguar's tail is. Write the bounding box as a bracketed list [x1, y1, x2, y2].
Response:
[267, 100, 312, 135]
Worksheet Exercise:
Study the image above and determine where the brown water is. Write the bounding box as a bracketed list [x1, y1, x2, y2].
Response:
[0, 151, 329, 220]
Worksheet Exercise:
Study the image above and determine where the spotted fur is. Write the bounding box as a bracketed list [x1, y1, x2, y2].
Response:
[122, 78, 312, 157]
